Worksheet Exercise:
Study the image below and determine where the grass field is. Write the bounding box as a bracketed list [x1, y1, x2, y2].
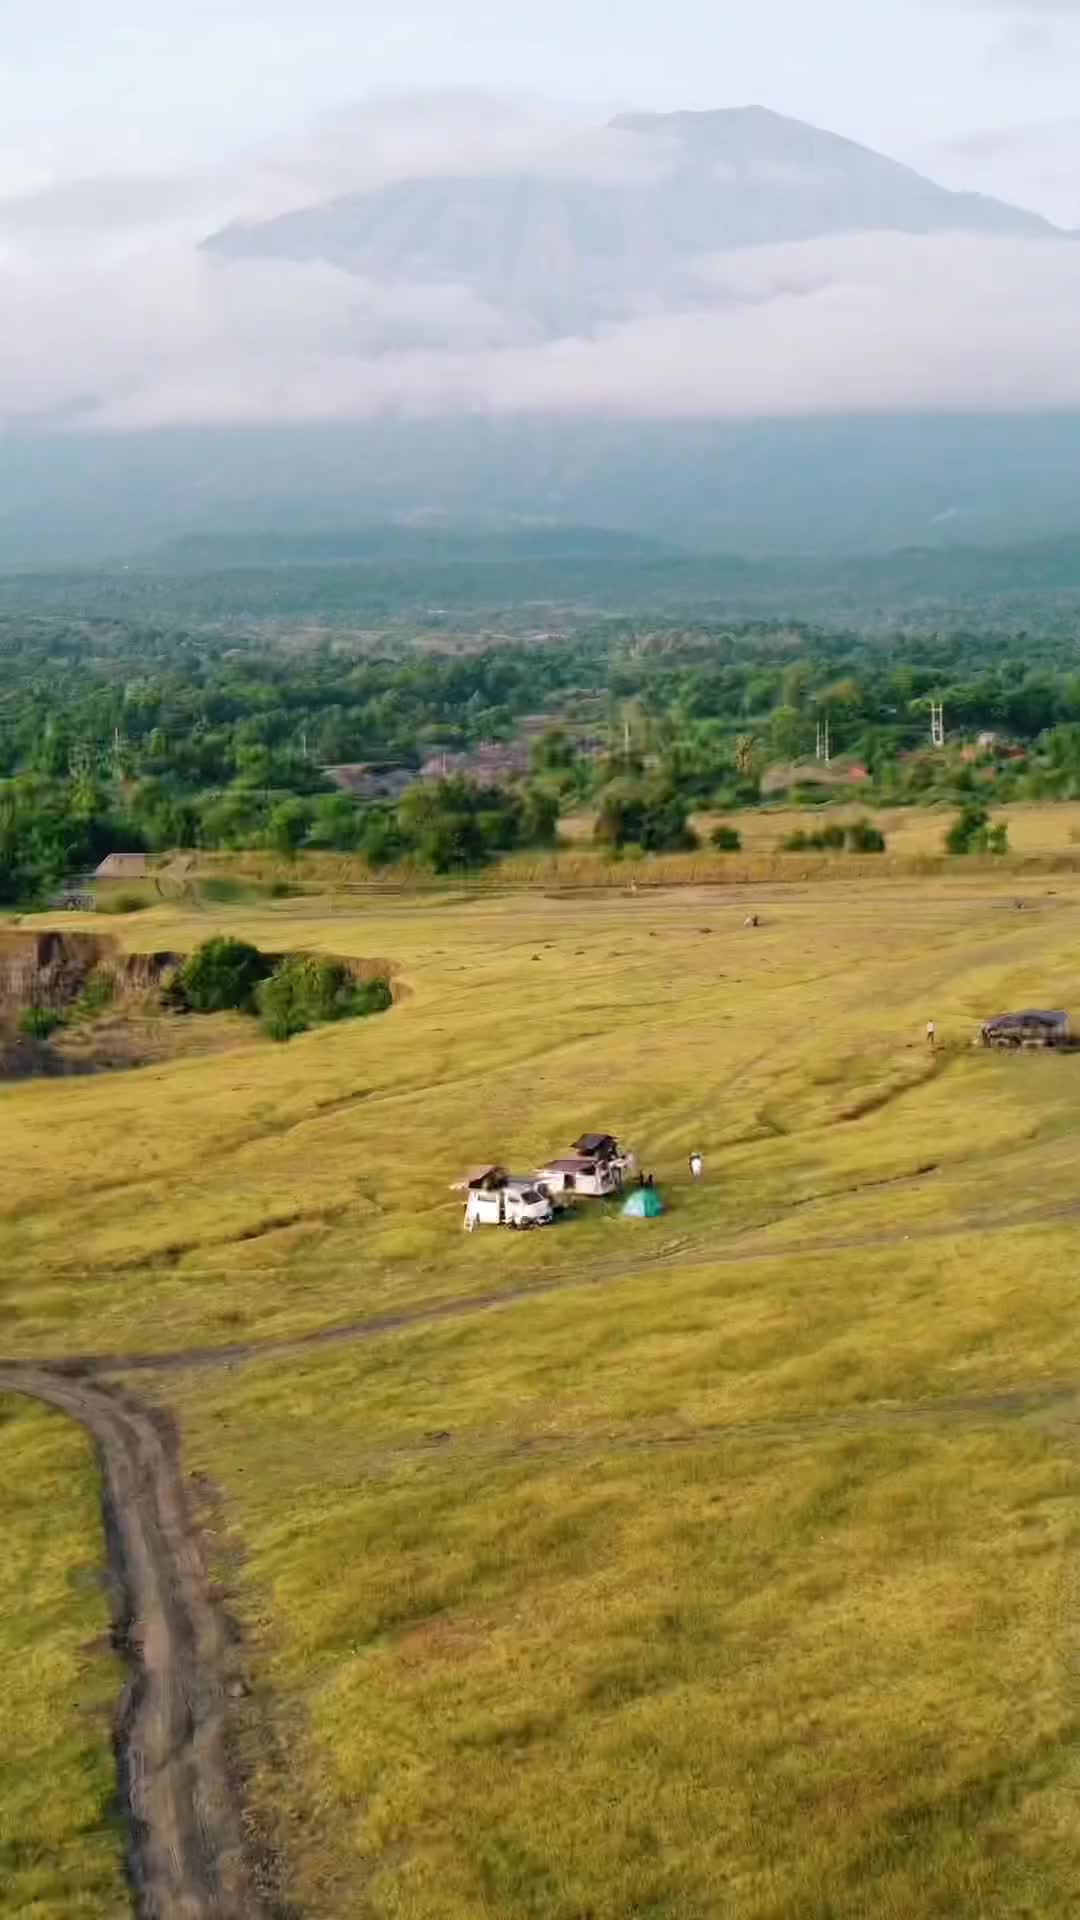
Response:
[560, 796, 1080, 860]
[164, 1311, 1080, 1919]
[8, 856, 1080, 1913]
[4, 871, 1080, 1358]
[0, 1395, 124, 1919]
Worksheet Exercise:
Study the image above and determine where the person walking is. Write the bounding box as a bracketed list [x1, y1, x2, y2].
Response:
[927, 1020, 937, 1051]
[689, 1151, 704, 1181]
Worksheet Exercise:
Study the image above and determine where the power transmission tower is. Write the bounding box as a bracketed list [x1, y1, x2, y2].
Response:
[930, 702, 945, 750]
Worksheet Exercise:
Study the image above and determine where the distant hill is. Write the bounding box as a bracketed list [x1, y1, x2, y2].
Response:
[7, 413, 1080, 569]
[206, 106, 1056, 337]
[9, 519, 1080, 635]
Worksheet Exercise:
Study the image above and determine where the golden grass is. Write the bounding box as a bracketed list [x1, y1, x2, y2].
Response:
[0, 1395, 124, 1918]
[9, 844, 1080, 1913]
[162, 1238, 1080, 1919]
[3, 868, 1080, 1358]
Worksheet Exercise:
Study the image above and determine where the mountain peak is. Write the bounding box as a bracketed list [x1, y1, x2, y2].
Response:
[613, 104, 795, 132]
[206, 102, 1058, 342]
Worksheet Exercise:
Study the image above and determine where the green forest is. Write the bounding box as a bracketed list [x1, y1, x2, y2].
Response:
[4, 590, 1080, 900]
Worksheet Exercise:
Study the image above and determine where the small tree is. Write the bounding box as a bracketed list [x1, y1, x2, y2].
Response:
[596, 778, 696, 854]
[520, 782, 560, 847]
[177, 937, 269, 1013]
[945, 805, 1007, 855]
[710, 824, 742, 851]
[266, 799, 310, 859]
[945, 805, 986, 855]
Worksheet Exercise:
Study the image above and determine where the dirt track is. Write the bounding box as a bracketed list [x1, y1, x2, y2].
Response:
[0, 1366, 265, 1920]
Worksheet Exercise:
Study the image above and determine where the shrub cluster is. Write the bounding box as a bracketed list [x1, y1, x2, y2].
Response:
[781, 819, 886, 854]
[168, 937, 392, 1042]
[257, 957, 392, 1042]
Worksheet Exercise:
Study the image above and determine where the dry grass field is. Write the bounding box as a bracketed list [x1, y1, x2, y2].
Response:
[9, 853, 1080, 1915]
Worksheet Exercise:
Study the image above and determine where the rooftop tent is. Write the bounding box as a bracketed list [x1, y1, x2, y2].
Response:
[622, 1187, 664, 1219]
[574, 1133, 619, 1158]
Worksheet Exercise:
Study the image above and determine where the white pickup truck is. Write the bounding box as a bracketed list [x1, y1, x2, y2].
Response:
[464, 1180, 554, 1231]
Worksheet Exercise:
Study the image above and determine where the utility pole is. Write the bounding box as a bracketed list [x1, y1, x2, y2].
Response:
[816, 715, 831, 763]
[930, 702, 945, 750]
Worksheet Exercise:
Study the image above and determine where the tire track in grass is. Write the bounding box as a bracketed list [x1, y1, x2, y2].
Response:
[0, 1367, 267, 1920]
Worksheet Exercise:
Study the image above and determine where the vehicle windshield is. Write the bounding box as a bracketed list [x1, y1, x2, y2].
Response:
[521, 1190, 544, 1206]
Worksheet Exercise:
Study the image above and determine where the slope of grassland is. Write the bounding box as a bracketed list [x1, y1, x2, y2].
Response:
[8, 867, 1080, 1916]
[3, 874, 1080, 1359]
[0, 1395, 124, 1918]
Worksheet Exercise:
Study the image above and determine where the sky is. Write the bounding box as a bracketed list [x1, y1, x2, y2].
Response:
[2, 0, 1080, 433]
[3, 0, 1080, 213]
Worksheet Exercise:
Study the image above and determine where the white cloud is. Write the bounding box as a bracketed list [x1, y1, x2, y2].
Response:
[0, 230, 1064, 433]
[3, 93, 1080, 434]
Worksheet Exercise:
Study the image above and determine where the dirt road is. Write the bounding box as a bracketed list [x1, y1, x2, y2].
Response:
[0, 1366, 265, 1920]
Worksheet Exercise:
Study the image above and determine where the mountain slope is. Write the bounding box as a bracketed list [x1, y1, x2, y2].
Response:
[205, 106, 1057, 336]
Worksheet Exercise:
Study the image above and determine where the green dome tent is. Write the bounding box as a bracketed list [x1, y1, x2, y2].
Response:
[622, 1187, 664, 1219]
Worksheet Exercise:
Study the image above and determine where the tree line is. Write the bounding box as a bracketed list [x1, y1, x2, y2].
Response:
[3, 610, 1080, 899]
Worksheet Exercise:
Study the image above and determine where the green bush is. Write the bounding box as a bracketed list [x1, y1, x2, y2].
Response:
[257, 956, 391, 1042]
[945, 806, 1009, 856]
[710, 824, 742, 852]
[177, 936, 270, 1013]
[17, 1005, 64, 1039]
[847, 818, 887, 853]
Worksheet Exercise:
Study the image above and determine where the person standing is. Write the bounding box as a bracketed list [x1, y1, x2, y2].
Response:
[927, 1020, 936, 1051]
[689, 1151, 704, 1181]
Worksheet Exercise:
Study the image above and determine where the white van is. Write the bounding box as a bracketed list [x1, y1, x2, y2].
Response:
[464, 1179, 554, 1231]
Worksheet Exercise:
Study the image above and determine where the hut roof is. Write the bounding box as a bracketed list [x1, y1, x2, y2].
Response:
[94, 852, 149, 879]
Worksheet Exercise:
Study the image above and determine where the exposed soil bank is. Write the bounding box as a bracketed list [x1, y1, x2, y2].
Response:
[0, 930, 395, 1080]
[0, 930, 177, 1006]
